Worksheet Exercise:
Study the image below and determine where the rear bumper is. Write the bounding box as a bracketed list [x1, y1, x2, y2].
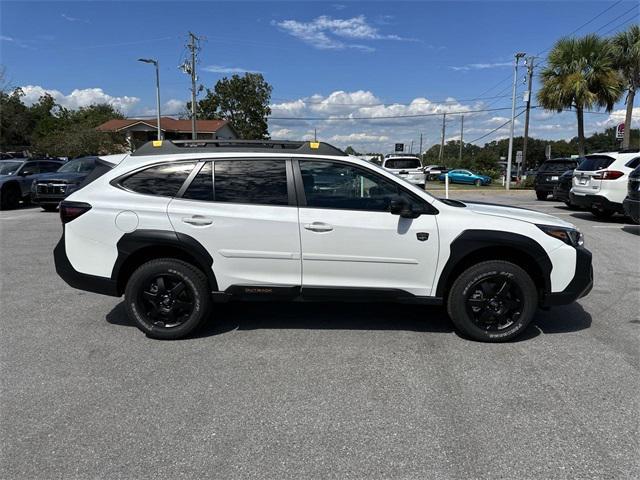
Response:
[623, 196, 640, 218]
[570, 193, 624, 213]
[54, 230, 119, 297]
[541, 247, 593, 307]
[535, 183, 558, 193]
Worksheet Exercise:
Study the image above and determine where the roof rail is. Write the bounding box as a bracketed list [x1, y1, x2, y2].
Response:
[131, 139, 347, 156]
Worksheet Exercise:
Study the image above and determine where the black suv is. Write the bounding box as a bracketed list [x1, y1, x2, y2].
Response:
[623, 166, 640, 224]
[534, 158, 579, 200]
[0, 158, 65, 210]
[31, 156, 98, 211]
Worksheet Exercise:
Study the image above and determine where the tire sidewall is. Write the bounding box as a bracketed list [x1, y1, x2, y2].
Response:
[125, 260, 209, 340]
[447, 261, 538, 342]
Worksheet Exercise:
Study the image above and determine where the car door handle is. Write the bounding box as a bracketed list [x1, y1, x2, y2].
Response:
[304, 222, 333, 232]
[182, 215, 213, 226]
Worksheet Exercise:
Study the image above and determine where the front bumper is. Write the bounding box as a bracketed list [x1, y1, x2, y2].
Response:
[570, 193, 624, 213]
[54, 230, 119, 296]
[541, 246, 593, 307]
[31, 193, 64, 205]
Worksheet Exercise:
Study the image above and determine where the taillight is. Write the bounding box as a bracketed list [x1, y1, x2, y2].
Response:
[59, 201, 92, 224]
[592, 170, 624, 180]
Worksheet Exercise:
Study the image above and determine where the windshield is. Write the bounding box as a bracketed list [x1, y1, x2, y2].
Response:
[576, 155, 614, 171]
[58, 158, 96, 173]
[0, 161, 22, 175]
[385, 158, 421, 169]
[539, 161, 576, 173]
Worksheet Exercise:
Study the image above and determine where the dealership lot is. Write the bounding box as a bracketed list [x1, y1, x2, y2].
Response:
[1, 192, 638, 479]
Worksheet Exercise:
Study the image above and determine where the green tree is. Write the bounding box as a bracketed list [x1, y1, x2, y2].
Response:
[610, 25, 640, 149]
[344, 146, 360, 155]
[0, 88, 33, 150]
[538, 34, 624, 156]
[194, 73, 272, 139]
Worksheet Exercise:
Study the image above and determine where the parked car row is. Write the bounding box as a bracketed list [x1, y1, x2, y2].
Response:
[0, 156, 98, 210]
[534, 151, 640, 224]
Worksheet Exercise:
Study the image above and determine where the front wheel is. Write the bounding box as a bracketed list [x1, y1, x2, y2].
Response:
[536, 190, 547, 200]
[591, 207, 614, 219]
[474, 179, 482, 187]
[124, 258, 211, 340]
[447, 260, 538, 342]
[0, 185, 20, 210]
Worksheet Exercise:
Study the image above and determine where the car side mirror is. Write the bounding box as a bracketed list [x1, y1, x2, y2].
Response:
[390, 198, 420, 219]
[19, 169, 34, 177]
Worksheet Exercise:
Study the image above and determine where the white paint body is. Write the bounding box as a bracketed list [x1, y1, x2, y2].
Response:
[571, 152, 639, 205]
[64, 151, 580, 295]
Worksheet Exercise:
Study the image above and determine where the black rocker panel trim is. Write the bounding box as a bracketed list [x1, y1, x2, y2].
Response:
[113, 229, 217, 294]
[435, 230, 553, 298]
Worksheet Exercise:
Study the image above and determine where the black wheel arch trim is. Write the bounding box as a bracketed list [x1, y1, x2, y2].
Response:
[113, 229, 217, 294]
[435, 230, 553, 299]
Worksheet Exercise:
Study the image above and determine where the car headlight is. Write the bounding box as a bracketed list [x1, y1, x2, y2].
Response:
[537, 224, 584, 247]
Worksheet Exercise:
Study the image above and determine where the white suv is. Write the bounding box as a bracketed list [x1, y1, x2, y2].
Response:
[55, 140, 593, 342]
[570, 151, 640, 218]
[382, 155, 426, 188]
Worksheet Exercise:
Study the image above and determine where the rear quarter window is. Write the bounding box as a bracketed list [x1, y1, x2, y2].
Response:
[576, 156, 614, 171]
[120, 162, 196, 196]
[625, 157, 640, 169]
[539, 161, 576, 173]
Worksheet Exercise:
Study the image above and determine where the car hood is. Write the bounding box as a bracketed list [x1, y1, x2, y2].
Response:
[464, 201, 575, 228]
[34, 172, 86, 183]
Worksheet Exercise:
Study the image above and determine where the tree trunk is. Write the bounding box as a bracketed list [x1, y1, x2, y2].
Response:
[623, 87, 635, 150]
[576, 107, 585, 157]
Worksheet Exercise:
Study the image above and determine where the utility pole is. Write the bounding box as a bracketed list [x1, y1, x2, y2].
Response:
[410, 140, 414, 154]
[438, 113, 446, 163]
[506, 52, 526, 191]
[459, 115, 464, 163]
[419, 133, 423, 158]
[522, 56, 535, 172]
[184, 32, 200, 140]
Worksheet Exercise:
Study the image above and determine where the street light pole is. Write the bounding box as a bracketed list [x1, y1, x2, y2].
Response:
[506, 52, 526, 191]
[138, 58, 162, 140]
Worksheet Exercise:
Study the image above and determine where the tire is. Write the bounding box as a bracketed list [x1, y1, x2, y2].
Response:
[124, 258, 211, 340]
[446, 260, 538, 342]
[41, 204, 58, 212]
[591, 207, 614, 219]
[535, 190, 547, 200]
[474, 179, 482, 187]
[564, 200, 580, 210]
[0, 184, 20, 210]
[628, 212, 640, 225]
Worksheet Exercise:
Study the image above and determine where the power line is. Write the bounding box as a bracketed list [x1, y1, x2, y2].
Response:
[467, 109, 527, 144]
[594, 3, 640, 33]
[601, 16, 639, 36]
[269, 105, 517, 121]
[270, 93, 511, 107]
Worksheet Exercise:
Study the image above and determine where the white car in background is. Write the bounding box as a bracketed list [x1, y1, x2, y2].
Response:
[570, 151, 640, 218]
[382, 155, 426, 188]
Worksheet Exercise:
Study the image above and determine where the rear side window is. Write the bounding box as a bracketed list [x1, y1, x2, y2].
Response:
[121, 162, 195, 196]
[385, 158, 421, 169]
[182, 162, 213, 201]
[625, 157, 640, 169]
[214, 160, 288, 206]
[576, 156, 614, 171]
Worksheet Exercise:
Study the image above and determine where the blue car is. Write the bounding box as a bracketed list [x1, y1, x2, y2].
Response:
[438, 169, 492, 186]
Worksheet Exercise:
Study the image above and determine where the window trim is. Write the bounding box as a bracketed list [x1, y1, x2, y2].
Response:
[174, 157, 296, 207]
[293, 158, 438, 215]
[111, 159, 199, 198]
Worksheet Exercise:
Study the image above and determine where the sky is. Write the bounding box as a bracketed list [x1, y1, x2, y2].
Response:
[1, 0, 638, 153]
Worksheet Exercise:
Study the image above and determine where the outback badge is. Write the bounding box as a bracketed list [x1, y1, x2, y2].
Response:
[416, 232, 429, 242]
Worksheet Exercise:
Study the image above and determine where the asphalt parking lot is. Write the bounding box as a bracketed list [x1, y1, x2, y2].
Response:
[1, 191, 638, 479]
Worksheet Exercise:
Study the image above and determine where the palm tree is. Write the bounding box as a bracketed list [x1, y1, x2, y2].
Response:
[610, 25, 640, 149]
[538, 34, 624, 156]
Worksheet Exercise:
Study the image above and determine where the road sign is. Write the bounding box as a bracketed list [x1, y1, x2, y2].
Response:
[394, 143, 404, 152]
[516, 150, 523, 164]
[616, 123, 625, 139]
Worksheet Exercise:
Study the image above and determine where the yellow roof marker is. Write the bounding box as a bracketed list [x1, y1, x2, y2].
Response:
[309, 141, 320, 149]
[152, 140, 163, 147]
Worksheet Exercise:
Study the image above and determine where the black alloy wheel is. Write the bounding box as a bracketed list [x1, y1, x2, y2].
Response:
[465, 273, 524, 332]
[139, 273, 195, 328]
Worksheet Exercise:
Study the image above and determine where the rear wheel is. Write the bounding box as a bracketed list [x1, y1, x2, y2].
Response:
[591, 207, 614, 219]
[124, 258, 211, 340]
[564, 200, 580, 210]
[0, 184, 20, 210]
[535, 190, 547, 200]
[474, 179, 482, 187]
[447, 260, 538, 342]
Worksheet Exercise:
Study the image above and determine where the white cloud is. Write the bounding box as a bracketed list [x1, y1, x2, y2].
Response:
[273, 15, 415, 51]
[163, 99, 186, 115]
[203, 65, 262, 74]
[271, 128, 293, 139]
[450, 62, 512, 72]
[596, 107, 640, 128]
[61, 13, 90, 23]
[0, 35, 14, 42]
[19, 85, 140, 114]
[330, 132, 389, 143]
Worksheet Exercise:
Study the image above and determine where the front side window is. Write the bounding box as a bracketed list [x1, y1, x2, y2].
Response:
[121, 162, 196, 196]
[299, 160, 420, 212]
[214, 160, 288, 206]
